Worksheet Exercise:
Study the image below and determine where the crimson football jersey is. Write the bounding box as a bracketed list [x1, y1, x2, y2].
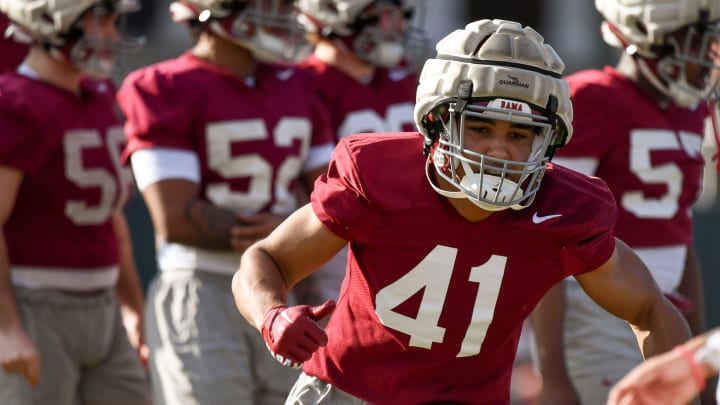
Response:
[298, 54, 418, 140]
[555, 66, 706, 248]
[306, 133, 618, 405]
[118, 52, 334, 216]
[0, 14, 28, 73]
[0, 73, 132, 268]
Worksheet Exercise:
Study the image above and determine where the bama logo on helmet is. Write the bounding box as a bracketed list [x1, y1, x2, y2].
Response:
[486, 98, 532, 113]
[498, 75, 530, 89]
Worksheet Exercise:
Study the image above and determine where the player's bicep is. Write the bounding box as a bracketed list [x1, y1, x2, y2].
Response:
[575, 238, 662, 324]
[260, 203, 347, 288]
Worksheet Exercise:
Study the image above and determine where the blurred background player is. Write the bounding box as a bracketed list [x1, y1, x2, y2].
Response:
[0, 0, 151, 404]
[531, 0, 720, 404]
[232, 18, 693, 405]
[117, 0, 335, 404]
[296, 0, 428, 138]
[291, 0, 429, 306]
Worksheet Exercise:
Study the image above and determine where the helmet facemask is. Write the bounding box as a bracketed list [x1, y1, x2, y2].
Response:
[1, 0, 143, 79]
[652, 21, 720, 107]
[596, 0, 720, 108]
[345, 0, 405, 68]
[68, 0, 144, 79]
[347, 0, 428, 68]
[426, 82, 563, 212]
[203, 0, 311, 62]
[400, 2, 430, 71]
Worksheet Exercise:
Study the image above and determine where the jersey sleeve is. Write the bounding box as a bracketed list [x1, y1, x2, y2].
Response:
[117, 66, 200, 162]
[561, 226, 616, 277]
[556, 169, 618, 276]
[311, 139, 374, 241]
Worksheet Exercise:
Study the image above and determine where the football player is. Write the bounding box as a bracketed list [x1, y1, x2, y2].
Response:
[231, 19, 692, 405]
[296, 0, 428, 140]
[116, 0, 335, 404]
[0, 1, 151, 404]
[291, 0, 429, 308]
[530, 1, 720, 404]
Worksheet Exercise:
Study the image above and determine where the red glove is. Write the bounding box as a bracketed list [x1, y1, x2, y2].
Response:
[261, 299, 336, 368]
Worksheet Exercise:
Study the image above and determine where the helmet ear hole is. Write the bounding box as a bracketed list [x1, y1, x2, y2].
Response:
[421, 106, 448, 156]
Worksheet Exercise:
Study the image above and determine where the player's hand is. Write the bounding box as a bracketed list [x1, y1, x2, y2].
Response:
[0, 326, 41, 386]
[261, 300, 336, 368]
[121, 304, 149, 367]
[230, 213, 285, 252]
[608, 346, 704, 405]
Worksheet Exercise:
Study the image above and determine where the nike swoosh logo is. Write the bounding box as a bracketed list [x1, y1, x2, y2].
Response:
[277, 68, 294, 81]
[532, 212, 562, 224]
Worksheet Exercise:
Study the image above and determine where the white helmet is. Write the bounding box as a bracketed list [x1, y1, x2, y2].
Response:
[0, 0, 142, 78]
[596, 0, 720, 107]
[169, 0, 311, 62]
[296, 0, 429, 68]
[415, 19, 572, 212]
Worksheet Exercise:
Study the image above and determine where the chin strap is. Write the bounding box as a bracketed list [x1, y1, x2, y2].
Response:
[544, 94, 564, 159]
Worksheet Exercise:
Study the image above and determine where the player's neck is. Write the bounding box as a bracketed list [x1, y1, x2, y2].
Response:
[25, 47, 83, 93]
[615, 54, 673, 109]
[193, 33, 256, 80]
[448, 198, 495, 222]
[314, 40, 376, 83]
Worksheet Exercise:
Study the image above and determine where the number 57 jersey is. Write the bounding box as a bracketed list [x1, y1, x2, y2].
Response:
[554, 66, 706, 292]
[306, 133, 618, 405]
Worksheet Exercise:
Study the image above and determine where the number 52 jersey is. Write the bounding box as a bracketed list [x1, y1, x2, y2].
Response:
[118, 52, 335, 217]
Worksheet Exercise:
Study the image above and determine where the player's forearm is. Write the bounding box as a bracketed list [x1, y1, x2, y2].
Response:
[0, 234, 23, 331]
[529, 283, 572, 380]
[677, 246, 707, 336]
[112, 213, 145, 311]
[634, 297, 693, 359]
[231, 245, 290, 330]
[115, 272, 145, 314]
[165, 198, 240, 250]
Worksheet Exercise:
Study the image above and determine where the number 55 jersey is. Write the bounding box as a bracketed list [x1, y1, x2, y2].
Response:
[0, 70, 132, 287]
